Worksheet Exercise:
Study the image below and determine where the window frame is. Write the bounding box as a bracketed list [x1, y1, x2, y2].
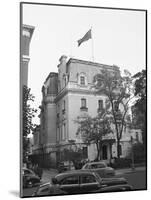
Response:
[60, 175, 79, 186]
[81, 98, 87, 108]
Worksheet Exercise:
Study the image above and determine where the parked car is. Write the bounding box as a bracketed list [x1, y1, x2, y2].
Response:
[82, 161, 115, 177]
[58, 162, 75, 173]
[22, 168, 41, 188]
[32, 170, 132, 196]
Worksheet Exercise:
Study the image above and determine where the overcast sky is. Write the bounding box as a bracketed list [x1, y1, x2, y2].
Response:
[22, 3, 146, 124]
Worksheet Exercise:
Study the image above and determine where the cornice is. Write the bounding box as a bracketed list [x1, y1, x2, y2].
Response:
[67, 58, 120, 72]
[55, 87, 105, 102]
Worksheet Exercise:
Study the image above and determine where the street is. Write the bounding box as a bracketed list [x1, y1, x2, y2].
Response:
[22, 167, 146, 197]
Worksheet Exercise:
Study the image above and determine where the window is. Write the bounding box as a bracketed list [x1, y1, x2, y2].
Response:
[62, 100, 65, 114]
[82, 147, 88, 158]
[62, 123, 66, 140]
[81, 175, 97, 184]
[90, 163, 106, 169]
[60, 126, 62, 141]
[57, 127, 60, 141]
[98, 100, 103, 110]
[80, 76, 85, 85]
[61, 176, 79, 185]
[81, 98, 86, 108]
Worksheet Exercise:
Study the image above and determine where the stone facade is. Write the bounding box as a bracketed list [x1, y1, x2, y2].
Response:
[21, 24, 35, 86]
[33, 55, 142, 167]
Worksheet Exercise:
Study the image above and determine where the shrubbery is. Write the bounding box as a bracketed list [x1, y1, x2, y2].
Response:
[111, 158, 131, 169]
[130, 143, 146, 163]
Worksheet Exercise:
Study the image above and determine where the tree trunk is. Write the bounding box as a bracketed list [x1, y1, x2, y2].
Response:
[96, 142, 100, 161]
[99, 142, 102, 160]
[117, 139, 120, 158]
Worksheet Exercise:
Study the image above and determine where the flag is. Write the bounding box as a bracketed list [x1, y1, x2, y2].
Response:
[77, 29, 92, 47]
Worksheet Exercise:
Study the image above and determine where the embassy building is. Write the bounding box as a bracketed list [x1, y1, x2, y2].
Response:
[32, 55, 142, 168]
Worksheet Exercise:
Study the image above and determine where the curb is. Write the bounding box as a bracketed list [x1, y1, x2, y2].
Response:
[116, 168, 146, 175]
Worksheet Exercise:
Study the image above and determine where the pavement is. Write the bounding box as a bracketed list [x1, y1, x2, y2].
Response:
[40, 166, 146, 183]
[115, 166, 146, 175]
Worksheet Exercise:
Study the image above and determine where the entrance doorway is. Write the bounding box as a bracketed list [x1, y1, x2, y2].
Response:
[102, 145, 108, 160]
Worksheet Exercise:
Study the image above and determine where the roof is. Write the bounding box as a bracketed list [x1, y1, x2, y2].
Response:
[67, 58, 120, 72]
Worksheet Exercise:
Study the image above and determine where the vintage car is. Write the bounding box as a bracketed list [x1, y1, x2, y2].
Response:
[22, 168, 41, 188]
[32, 170, 132, 196]
[82, 161, 115, 177]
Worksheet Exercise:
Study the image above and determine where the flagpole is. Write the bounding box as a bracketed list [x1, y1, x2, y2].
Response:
[91, 26, 94, 62]
[70, 31, 73, 58]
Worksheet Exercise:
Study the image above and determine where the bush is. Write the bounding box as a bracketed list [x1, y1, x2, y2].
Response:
[111, 158, 131, 169]
[131, 143, 146, 163]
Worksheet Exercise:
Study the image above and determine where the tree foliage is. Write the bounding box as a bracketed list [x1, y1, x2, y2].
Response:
[23, 85, 37, 162]
[132, 70, 146, 144]
[63, 148, 84, 169]
[75, 109, 112, 160]
[93, 69, 133, 158]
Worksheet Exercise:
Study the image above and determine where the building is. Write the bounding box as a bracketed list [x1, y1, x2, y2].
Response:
[33, 55, 142, 167]
[21, 24, 35, 168]
[21, 24, 35, 86]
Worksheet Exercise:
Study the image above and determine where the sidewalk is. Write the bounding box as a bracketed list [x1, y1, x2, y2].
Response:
[41, 169, 58, 183]
[115, 166, 146, 175]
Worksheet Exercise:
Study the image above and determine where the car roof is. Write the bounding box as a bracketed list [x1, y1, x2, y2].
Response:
[86, 161, 106, 165]
[55, 170, 96, 182]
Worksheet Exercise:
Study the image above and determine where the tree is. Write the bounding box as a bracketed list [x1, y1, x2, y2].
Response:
[93, 69, 134, 158]
[75, 109, 112, 161]
[127, 142, 146, 163]
[132, 70, 146, 145]
[23, 85, 37, 163]
[63, 148, 84, 169]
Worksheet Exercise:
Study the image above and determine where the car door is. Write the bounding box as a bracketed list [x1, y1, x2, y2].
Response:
[80, 174, 100, 194]
[59, 175, 80, 194]
[89, 164, 105, 177]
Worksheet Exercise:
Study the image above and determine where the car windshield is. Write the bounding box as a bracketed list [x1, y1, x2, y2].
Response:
[91, 163, 106, 169]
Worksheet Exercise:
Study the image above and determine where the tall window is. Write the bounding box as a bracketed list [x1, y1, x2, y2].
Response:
[62, 123, 66, 140]
[81, 98, 87, 108]
[98, 100, 103, 110]
[57, 127, 59, 142]
[80, 76, 85, 85]
[62, 100, 65, 114]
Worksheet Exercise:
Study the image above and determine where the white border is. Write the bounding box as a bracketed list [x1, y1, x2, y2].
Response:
[0, 0, 150, 199]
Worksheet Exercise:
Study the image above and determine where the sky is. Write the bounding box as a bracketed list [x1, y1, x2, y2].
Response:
[22, 3, 146, 124]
